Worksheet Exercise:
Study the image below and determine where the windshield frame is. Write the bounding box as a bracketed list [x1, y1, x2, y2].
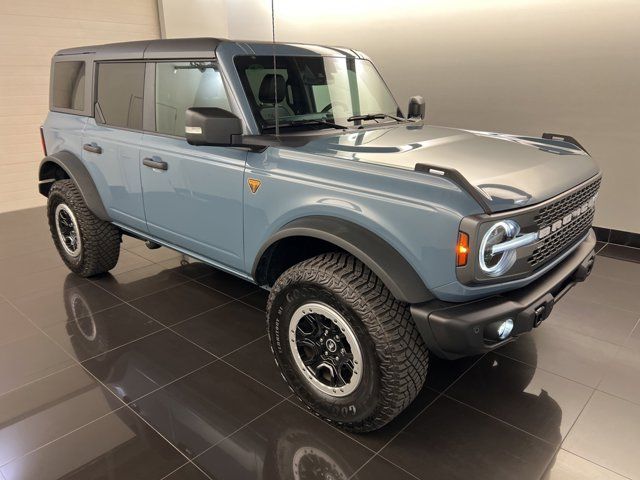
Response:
[233, 54, 404, 133]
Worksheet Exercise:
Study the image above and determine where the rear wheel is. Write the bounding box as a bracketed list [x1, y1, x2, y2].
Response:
[47, 179, 121, 277]
[267, 252, 429, 432]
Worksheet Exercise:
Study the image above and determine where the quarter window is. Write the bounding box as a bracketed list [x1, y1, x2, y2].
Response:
[52, 61, 85, 111]
[155, 62, 231, 137]
[96, 63, 145, 130]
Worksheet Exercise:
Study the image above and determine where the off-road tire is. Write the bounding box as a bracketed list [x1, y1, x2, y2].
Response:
[47, 179, 120, 277]
[267, 252, 429, 432]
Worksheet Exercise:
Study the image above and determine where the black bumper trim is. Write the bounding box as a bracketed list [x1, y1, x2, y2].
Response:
[411, 229, 597, 359]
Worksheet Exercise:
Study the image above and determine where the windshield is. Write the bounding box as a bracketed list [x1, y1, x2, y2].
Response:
[234, 55, 401, 131]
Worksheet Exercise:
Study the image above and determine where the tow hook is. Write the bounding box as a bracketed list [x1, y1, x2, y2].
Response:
[574, 251, 596, 282]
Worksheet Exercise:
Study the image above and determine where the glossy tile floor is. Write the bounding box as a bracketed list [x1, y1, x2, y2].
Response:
[1, 207, 640, 480]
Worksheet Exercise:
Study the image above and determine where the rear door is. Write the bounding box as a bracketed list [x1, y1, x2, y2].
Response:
[140, 60, 246, 270]
[82, 62, 147, 232]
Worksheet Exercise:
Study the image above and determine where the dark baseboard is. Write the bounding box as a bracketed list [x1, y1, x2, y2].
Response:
[593, 226, 640, 249]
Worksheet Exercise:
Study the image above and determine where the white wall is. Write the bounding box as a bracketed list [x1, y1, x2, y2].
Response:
[0, 0, 160, 214]
[159, 0, 228, 38]
[161, 0, 640, 234]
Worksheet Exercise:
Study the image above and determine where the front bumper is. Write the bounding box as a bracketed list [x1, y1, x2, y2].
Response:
[411, 229, 596, 359]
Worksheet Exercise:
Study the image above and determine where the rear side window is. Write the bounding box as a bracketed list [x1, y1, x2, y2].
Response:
[96, 62, 145, 130]
[155, 61, 231, 137]
[52, 61, 85, 111]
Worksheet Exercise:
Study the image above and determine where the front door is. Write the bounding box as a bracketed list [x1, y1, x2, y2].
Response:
[140, 61, 245, 270]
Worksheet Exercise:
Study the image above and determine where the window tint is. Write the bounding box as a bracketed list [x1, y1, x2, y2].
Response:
[52, 61, 85, 111]
[155, 62, 231, 136]
[96, 63, 145, 130]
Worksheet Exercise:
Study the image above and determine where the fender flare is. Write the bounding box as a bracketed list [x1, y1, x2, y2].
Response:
[252, 216, 433, 304]
[38, 150, 110, 221]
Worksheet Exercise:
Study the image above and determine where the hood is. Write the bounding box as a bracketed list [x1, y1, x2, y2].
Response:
[296, 124, 600, 212]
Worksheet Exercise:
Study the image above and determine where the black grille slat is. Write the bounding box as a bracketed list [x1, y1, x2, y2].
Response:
[533, 178, 601, 229]
[527, 178, 600, 268]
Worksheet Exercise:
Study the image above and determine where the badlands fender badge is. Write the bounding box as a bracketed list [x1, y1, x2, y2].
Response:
[248, 178, 261, 194]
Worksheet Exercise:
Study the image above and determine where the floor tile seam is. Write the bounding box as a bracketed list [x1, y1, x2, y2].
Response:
[588, 273, 640, 293]
[77, 325, 171, 364]
[191, 397, 290, 462]
[0, 261, 67, 283]
[9, 298, 210, 478]
[6, 282, 173, 367]
[158, 460, 217, 480]
[443, 394, 558, 446]
[25, 299, 126, 331]
[364, 353, 487, 458]
[0, 403, 129, 469]
[126, 274, 237, 305]
[188, 275, 263, 307]
[87, 274, 192, 303]
[118, 357, 220, 406]
[0, 363, 78, 400]
[547, 447, 635, 480]
[622, 316, 640, 349]
[349, 449, 425, 480]
[218, 334, 267, 360]
[101, 296, 221, 363]
[163, 297, 242, 330]
[216, 355, 292, 400]
[0, 296, 87, 377]
[559, 290, 640, 316]
[595, 241, 609, 254]
[281, 395, 383, 455]
[493, 349, 611, 391]
[235, 296, 268, 314]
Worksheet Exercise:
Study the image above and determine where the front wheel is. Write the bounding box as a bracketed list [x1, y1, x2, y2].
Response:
[267, 252, 429, 432]
[47, 179, 121, 277]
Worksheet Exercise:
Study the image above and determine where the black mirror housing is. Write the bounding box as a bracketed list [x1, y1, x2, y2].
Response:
[185, 107, 243, 146]
[407, 96, 426, 120]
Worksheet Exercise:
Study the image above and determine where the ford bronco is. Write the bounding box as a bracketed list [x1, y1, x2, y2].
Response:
[39, 38, 600, 432]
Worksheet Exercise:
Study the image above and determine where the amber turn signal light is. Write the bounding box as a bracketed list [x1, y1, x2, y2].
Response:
[456, 232, 469, 266]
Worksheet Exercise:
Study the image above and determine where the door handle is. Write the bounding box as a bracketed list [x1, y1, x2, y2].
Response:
[143, 157, 168, 171]
[83, 143, 102, 154]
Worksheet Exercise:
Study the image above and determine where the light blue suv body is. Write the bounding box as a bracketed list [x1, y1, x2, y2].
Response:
[40, 38, 600, 361]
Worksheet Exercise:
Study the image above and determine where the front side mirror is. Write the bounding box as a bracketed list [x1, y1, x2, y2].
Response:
[407, 96, 426, 120]
[185, 107, 243, 146]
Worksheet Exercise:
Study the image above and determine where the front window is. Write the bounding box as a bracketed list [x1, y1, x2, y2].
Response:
[234, 55, 401, 130]
[155, 61, 231, 137]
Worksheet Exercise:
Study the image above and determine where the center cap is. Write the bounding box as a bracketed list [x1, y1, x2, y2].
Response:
[326, 339, 337, 353]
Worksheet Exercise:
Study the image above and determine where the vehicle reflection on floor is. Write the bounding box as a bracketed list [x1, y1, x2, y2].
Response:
[61, 271, 563, 480]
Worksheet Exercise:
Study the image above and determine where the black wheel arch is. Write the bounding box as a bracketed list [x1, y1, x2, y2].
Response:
[39, 150, 110, 221]
[253, 216, 433, 304]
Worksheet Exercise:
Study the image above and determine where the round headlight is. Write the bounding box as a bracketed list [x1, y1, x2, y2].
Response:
[479, 220, 519, 276]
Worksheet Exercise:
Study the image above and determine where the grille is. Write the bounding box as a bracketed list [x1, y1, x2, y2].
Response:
[528, 178, 600, 268]
[533, 178, 601, 229]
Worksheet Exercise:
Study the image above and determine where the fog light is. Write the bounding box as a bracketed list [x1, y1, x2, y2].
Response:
[485, 318, 514, 341]
[497, 319, 514, 340]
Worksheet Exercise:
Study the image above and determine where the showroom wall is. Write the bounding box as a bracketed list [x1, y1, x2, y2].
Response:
[161, 0, 639, 234]
[0, 0, 160, 214]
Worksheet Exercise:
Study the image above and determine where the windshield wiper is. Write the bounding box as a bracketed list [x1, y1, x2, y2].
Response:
[263, 119, 348, 131]
[346, 113, 405, 123]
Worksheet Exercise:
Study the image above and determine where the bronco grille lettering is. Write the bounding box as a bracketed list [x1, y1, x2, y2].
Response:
[538, 194, 597, 240]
